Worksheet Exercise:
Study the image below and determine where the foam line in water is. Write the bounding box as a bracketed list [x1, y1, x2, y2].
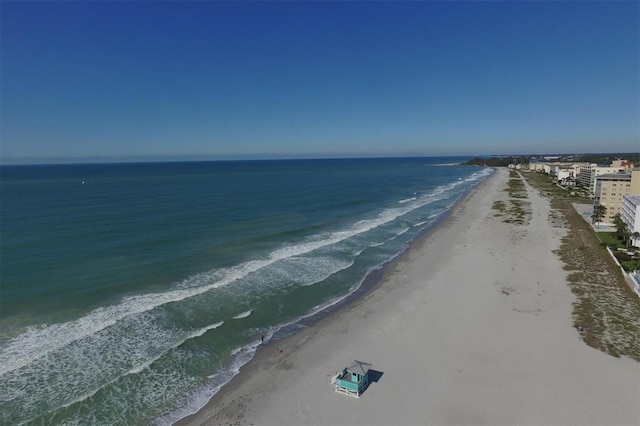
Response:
[271, 264, 383, 337]
[395, 227, 410, 237]
[55, 341, 174, 412]
[300, 258, 355, 287]
[0, 174, 487, 376]
[398, 197, 417, 204]
[155, 338, 264, 426]
[81, 319, 221, 390]
[232, 310, 252, 320]
[1, 317, 229, 425]
[193, 321, 224, 336]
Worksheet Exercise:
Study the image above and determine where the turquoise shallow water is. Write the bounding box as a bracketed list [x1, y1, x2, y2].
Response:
[0, 157, 491, 425]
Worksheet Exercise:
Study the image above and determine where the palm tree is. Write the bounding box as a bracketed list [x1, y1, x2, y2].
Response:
[613, 213, 626, 240]
[623, 227, 632, 248]
[592, 204, 607, 227]
[631, 231, 640, 249]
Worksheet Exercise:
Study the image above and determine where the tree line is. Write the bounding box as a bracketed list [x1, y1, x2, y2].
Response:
[463, 153, 639, 168]
[462, 156, 531, 167]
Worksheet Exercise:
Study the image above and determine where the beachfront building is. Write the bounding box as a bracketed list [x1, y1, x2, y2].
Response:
[612, 160, 635, 170]
[633, 168, 640, 194]
[578, 162, 635, 198]
[528, 162, 546, 172]
[534, 162, 587, 178]
[571, 162, 593, 181]
[621, 195, 640, 247]
[577, 164, 595, 189]
[554, 165, 578, 186]
[593, 169, 640, 225]
[332, 360, 372, 398]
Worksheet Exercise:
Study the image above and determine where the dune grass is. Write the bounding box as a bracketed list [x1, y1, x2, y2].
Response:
[492, 171, 532, 225]
[521, 171, 640, 361]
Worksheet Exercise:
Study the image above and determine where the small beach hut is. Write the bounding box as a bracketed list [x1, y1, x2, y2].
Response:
[331, 360, 372, 398]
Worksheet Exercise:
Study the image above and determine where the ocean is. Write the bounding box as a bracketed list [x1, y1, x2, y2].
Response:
[0, 157, 491, 425]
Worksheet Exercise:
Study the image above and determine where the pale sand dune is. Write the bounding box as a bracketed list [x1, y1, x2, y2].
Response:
[179, 168, 639, 426]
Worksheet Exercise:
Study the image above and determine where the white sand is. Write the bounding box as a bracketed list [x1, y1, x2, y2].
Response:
[179, 168, 639, 426]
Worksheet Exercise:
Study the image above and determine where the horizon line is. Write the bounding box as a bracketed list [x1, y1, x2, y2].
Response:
[1, 151, 636, 166]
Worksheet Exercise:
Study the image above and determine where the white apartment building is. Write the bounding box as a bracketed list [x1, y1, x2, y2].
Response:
[556, 167, 573, 180]
[621, 195, 640, 247]
[577, 163, 595, 188]
[543, 162, 587, 176]
[569, 163, 590, 182]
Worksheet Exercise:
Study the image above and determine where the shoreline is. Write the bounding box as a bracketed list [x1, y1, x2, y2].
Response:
[172, 170, 491, 425]
[177, 168, 639, 425]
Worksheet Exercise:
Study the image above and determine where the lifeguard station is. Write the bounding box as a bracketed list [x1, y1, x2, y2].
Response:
[331, 360, 372, 398]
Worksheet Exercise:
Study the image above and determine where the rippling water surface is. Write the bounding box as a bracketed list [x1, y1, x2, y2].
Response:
[0, 157, 491, 425]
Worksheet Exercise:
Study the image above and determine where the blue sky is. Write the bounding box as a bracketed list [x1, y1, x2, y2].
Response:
[1, 1, 638, 162]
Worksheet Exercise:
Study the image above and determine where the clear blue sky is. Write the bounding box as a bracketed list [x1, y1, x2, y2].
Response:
[1, 1, 638, 162]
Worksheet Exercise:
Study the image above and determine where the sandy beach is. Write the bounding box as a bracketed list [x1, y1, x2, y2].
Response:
[179, 168, 639, 426]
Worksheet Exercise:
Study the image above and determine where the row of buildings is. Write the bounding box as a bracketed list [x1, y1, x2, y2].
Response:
[525, 159, 640, 247]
